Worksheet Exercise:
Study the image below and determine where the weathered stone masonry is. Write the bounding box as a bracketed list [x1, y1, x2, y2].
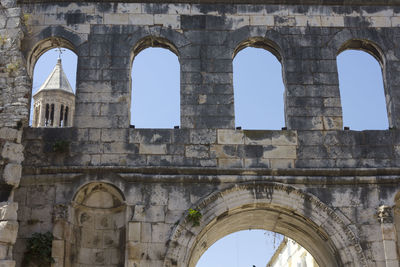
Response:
[2, 0, 400, 266]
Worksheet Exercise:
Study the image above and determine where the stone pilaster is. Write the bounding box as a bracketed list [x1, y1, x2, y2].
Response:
[377, 205, 399, 267]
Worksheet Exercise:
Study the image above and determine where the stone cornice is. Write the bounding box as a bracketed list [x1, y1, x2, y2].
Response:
[17, 0, 400, 6]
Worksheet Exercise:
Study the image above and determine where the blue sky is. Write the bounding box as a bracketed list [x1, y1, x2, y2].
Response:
[31, 46, 387, 266]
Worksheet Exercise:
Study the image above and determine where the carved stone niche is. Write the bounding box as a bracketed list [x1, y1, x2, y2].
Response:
[52, 182, 126, 267]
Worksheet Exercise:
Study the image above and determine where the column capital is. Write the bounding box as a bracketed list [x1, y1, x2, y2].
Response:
[377, 205, 393, 224]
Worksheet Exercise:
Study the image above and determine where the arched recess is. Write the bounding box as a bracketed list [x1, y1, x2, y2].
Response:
[164, 182, 367, 267]
[52, 182, 126, 266]
[337, 39, 388, 130]
[233, 37, 285, 129]
[130, 36, 180, 128]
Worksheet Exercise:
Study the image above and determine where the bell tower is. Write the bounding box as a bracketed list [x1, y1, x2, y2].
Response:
[32, 58, 75, 127]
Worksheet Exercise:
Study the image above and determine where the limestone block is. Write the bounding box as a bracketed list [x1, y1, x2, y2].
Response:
[369, 16, 391, 27]
[129, 14, 153, 25]
[190, 129, 216, 144]
[0, 244, 8, 260]
[218, 158, 243, 168]
[0, 221, 18, 244]
[117, 3, 141, 13]
[217, 129, 244, 144]
[391, 17, 400, 27]
[321, 16, 345, 27]
[1, 142, 23, 163]
[270, 159, 294, 169]
[263, 145, 297, 159]
[0, 203, 17, 221]
[3, 163, 21, 187]
[154, 14, 180, 29]
[250, 15, 274, 26]
[127, 241, 145, 260]
[139, 144, 167, 155]
[140, 222, 151, 243]
[185, 145, 209, 158]
[383, 240, 398, 260]
[51, 240, 64, 258]
[0, 260, 15, 267]
[0, 128, 20, 142]
[244, 131, 272, 145]
[128, 222, 141, 242]
[271, 132, 297, 146]
[104, 13, 129, 24]
[151, 223, 171, 243]
[133, 205, 165, 222]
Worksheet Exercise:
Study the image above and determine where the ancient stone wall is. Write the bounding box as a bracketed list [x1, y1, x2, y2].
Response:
[1, 0, 400, 266]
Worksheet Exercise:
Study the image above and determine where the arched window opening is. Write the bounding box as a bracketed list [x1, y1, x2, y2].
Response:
[30, 47, 77, 127]
[196, 230, 318, 267]
[233, 46, 285, 130]
[131, 46, 180, 128]
[337, 44, 388, 130]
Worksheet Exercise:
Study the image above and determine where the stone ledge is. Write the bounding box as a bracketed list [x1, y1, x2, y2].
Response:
[17, 0, 400, 6]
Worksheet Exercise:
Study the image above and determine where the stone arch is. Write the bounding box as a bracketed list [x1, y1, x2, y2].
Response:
[228, 27, 288, 61]
[233, 37, 282, 62]
[164, 182, 367, 267]
[52, 182, 127, 267]
[130, 35, 180, 64]
[23, 26, 85, 78]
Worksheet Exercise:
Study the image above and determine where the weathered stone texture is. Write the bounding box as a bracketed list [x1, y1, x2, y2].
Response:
[0, 1, 400, 266]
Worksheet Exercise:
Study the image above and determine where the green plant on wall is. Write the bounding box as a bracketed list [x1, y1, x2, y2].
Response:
[23, 232, 54, 266]
[187, 208, 202, 227]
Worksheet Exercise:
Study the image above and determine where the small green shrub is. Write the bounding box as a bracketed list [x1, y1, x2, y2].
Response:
[187, 208, 202, 227]
[52, 140, 69, 153]
[23, 232, 54, 265]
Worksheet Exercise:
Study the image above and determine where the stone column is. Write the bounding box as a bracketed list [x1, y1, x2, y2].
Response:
[38, 102, 46, 127]
[53, 103, 61, 127]
[377, 205, 399, 267]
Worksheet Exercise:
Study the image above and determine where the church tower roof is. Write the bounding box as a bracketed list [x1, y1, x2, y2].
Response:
[34, 58, 74, 96]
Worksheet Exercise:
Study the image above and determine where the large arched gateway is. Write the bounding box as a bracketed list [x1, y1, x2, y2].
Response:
[165, 182, 367, 267]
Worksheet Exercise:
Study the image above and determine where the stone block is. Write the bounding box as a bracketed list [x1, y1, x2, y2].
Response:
[0, 260, 15, 267]
[51, 240, 64, 258]
[139, 144, 167, 155]
[217, 129, 244, 144]
[0, 221, 18, 244]
[263, 145, 297, 159]
[3, 163, 21, 187]
[0, 128, 20, 142]
[190, 129, 217, 144]
[218, 158, 243, 168]
[128, 222, 141, 242]
[250, 15, 274, 26]
[129, 14, 153, 25]
[151, 223, 171, 243]
[104, 13, 129, 24]
[243, 131, 272, 145]
[185, 145, 209, 158]
[0, 203, 17, 221]
[154, 14, 180, 29]
[1, 142, 23, 163]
